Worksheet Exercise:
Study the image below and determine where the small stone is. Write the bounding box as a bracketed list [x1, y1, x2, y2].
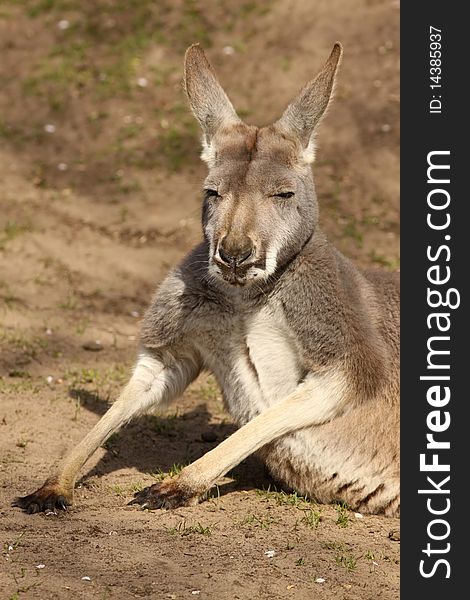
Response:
[82, 340, 103, 352]
[137, 77, 148, 87]
[264, 550, 275, 558]
[81, 576, 91, 581]
[315, 578, 326, 584]
[58, 19, 70, 30]
[354, 512, 364, 519]
[36, 564, 46, 569]
[44, 124, 56, 133]
[223, 46, 235, 55]
[201, 431, 217, 443]
[389, 528, 400, 541]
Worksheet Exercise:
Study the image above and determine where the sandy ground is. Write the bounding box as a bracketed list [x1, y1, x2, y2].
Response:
[0, 1, 399, 598]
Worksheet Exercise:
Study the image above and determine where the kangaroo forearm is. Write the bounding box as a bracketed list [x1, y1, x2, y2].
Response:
[56, 351, 200, 490]
[181, 373, 348, 489]
[55, 393, 136, 489]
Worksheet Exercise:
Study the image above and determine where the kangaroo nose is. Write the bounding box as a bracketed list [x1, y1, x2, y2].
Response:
[218, 239, 253, 267]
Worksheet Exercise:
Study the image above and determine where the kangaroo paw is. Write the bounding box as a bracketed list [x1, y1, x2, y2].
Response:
[13, 478, 72, 514]
[129, 477, 199, 510]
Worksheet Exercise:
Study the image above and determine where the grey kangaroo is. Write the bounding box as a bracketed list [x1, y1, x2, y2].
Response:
[14, 43, 400, 517]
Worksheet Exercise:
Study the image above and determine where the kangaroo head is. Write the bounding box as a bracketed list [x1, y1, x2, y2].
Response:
[184, 43, 342, 287]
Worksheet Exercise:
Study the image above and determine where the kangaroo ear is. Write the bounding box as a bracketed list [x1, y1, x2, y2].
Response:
[184, 44, 240, 146]
[275, 43, 343, 163]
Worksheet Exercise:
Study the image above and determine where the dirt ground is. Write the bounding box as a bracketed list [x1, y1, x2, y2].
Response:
[0, 1, 400, 598]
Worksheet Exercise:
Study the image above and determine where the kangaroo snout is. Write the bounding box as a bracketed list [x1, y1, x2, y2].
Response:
[211, 233, 264, 286]
[217, 237, 254, 267]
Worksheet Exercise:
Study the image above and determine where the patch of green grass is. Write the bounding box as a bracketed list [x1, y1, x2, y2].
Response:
[301, 508, 322, 529]
[342, 216, 363, 247]
[176, 0, 212, 49]
[0, 118, 16, 139]
[335, 502, 350, 528]
[151, 462, 186, 481]
[18, 0, 216, 106]
[130, 481, 145, 493]
[74, 317, 90, 335]
[112, 484, 124, 497]
[65, 364, 128, 388]
[119, 205, 129, 223]
[285, 540, 295, 550]
[256, 487, 314, 509]
[368, 250, 400, 270]
[361, 214, 380, 227]
[167, 520, 212, 536]
[324, 541, 357, 572]
[7, 580, 40, 600]
[3, 533, 25, 555]
[158, 123, 198, 172]
[371, 195, 385, 206]
[0, 280, 21, 307]
[243, 514, 275, 530]
[23, 0, 76, 18]
[221, 1, 272, 33]
[295, 557, 305, 566]
[167, 463, 185, 477]
[274, 491, 310, 507]
[0, 220, 32, 250]
[0, 376, 41, 395]
[58, 290, 78, 310]
[8, 370, 31, 378]
[66, 367, 100, 385]
[323, 179, 342, 210]
[0, 330, 47, 362]
[19, 2, 164, 100]
[336, 550, 357, 571]
[280, 56, 292, 72]
[71, 396, 81, 421]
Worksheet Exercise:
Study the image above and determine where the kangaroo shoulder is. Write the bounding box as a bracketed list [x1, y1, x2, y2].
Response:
[139, 243, 229, 348]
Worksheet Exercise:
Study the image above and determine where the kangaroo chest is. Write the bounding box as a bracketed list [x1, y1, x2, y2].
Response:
[200, 306, 302, 425]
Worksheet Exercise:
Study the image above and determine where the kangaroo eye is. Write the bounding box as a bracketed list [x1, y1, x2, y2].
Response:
[204, 189, 221, 199]
[273, 191, 295, 199]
